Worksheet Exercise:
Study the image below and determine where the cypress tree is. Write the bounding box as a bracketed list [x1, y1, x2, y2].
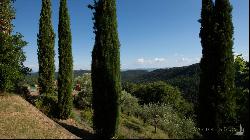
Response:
[0, 0, 30, 93]
[57, 0, 73, 119]
[90, 0, 121, 138]
[37, 0, 55, 95]
[213, 0, 236, 137]
[198, 0, 216, 137]
[198, 0, 236, 138]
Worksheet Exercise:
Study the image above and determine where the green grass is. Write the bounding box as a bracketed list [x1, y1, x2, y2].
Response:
[74, 108, 169, 139]
[0, 94, 79, 139]
[117, 114, 169, 139]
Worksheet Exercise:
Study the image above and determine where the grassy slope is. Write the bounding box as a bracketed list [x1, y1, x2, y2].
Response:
[117, 114, 169, 139]
[0, 94, 79, 139]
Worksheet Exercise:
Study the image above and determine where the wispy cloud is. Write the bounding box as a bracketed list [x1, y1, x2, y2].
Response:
[137, 58, 145, 64]
[136, 57, 166, 65]
[176, 57, 200, 64]
[154, 58, 166, 62]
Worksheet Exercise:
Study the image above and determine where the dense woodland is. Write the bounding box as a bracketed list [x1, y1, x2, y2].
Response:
[0, 0, 249, 139]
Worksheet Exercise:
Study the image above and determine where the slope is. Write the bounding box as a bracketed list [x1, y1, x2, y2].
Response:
[0, 94, 79, 139]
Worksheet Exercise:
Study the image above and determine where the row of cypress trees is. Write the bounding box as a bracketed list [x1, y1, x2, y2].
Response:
[37, 1, 121, 137]
[37, 0, 73, 119]
[198, 0, 236, 138]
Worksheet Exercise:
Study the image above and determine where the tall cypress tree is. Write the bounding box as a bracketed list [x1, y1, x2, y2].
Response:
[37, 0, 55, 95]
[198, 0, 236, 138]
[198, 0, 216, 137]
[57, 0, 73, 119]
[90, 0, 121, 138]
[213, 0, 236, 136]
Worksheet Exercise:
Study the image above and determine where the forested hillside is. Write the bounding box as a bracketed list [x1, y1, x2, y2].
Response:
[123, 64, 200, 104]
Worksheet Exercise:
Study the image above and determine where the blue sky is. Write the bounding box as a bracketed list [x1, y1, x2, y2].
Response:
[13, 0, 249, 71]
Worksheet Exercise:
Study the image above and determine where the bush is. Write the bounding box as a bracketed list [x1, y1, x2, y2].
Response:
[35, 94, 58, 118]
[120, 90, 140, 116]
[80, 108, 93, 126]
[73, 73, 92, 109]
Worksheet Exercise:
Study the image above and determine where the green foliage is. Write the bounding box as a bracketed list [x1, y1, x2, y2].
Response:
[74, 73, 92, 109]
[235, 55, 249, 89]
[120, 90, 140, 116]
[35, 94, 58, 118]
[0, 0, 30, 93]
[118, 115, 169, 139]
[80, 108, 93, 126]
[234, 55, 249, 138]
[137, 103, 200, 139]
[123, 117, 143, 133]
[74, 73, 92, 91]
[0, 0, 15, 34]
[121, 70, 148, 82]
[90, 0, 121, 138]
[129, 81, 193, 117]
[57, 0, 73, 120]
[198, 0, 236, 138]
[37, 0, 55, 95]
[122, 64, 201, 105]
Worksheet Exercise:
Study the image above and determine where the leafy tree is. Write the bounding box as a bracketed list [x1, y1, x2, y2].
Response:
[37, 0, 55, 95]
[124, 64, 201, 105]
[234, 55, 249, 139]
[132, 81, 193, 117]
[57, 0, 73, 119]
[90, 0, 121, 138]
[0, 0, 30, 93]
[0, 0, 15, 35]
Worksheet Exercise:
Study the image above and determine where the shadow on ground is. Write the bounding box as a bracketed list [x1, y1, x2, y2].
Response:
[56, 121, 96, 139]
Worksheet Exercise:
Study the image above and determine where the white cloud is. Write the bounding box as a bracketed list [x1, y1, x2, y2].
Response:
[136, 57, 166, 64]
[137, 58, 145, 64]
[154, 58, 166, 62]
[177, 57, 191, 63]
[176, 57, 200, 64]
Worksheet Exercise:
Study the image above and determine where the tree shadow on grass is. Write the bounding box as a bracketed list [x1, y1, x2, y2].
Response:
[57, 121, 96, 139]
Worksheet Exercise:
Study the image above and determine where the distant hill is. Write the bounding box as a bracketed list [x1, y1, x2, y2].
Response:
[25, 65, 200, 103]
[123, 63, 201, 104]
[121, 70, 149, 82]
[26, 70, 148, 85]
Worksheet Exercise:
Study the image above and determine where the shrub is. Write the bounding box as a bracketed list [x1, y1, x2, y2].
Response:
[120, 90, 140, 116]
[73, 73, 92, 109]
[35, 94, 58, 118]
[80, 108, 93, 126]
